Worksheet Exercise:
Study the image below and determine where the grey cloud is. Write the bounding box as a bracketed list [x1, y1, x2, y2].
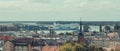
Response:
[29, 0, 51, 3]
[0, 0, 16, 1]
[0, 0, 119, 21]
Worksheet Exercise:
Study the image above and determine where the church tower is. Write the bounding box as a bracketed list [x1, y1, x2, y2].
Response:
[78, 19, 84, 43]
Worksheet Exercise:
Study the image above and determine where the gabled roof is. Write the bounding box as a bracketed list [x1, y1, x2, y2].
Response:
[12, 38, 33, 46]
[11, 38, 58, 46]
[45, 39, 57, 46]
[31, 39, 45, 46]
[11, 38, 45, 46]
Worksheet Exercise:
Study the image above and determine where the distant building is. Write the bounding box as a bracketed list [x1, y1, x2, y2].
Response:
[0, 40, 4, 51]
[49, 26, 56, 37]
[107, 32, 119, 39]
[3, 38, 59, 51]
[0, 32, 15, 41]
[0, 36, 15, 41]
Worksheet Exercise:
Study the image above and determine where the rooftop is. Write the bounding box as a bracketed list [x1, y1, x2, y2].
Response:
[11, 38, 57, 46]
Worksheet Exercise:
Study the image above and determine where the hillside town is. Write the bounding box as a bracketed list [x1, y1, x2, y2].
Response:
[0, 21, 119, 51]
[0, 0, 120, 51]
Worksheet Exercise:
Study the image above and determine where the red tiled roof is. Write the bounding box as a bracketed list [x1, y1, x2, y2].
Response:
[42, 46, 59, 51]
[0, 36, 15, 41]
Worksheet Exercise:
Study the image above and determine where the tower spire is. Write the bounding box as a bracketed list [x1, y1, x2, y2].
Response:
[80, 18, 82, 32]
[78, 18, 84, 43]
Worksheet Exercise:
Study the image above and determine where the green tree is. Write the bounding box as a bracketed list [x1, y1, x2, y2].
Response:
[91, 31, 97, 36]
[88, 45, 96, 51]
[66, 32, 73, 35]
[114, 24, 120, 31]
[88, 45, 104, 51]
[59, 43, 73, 51]
[72, 44, 85, 51]
[59, 42, 104, 51]
[104, 25, 111, 32]
[110, 49, 114, 51]
[83, 25, 90, 32]
[58, 33, 64, 35]
[98, 47, 104, 51]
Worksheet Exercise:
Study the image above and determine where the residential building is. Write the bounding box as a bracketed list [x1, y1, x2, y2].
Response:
[3, 38, 59, 51]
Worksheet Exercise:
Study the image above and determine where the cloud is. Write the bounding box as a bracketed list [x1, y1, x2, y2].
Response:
[0, 0, 120, 21]
[82, 0, 120, 10]
[0, 0, 119, 12]
[63, 0, 120, 10]
[29, 0, 51, 3]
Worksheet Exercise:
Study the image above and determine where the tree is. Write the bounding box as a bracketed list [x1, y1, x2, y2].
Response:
[59, 42, 104, 51]
[104, 25, 111, 32]
[72, 44, 85, 51]
[58, 33, 64, 35]
[91, 31, 97, 36]
[114, 24, 120, 31]
[66, 32, 73, 35]
[110, 49, 114, 51]
[88, 45, 104, 51]
[88, 45, 96, 51]
[83, 25, 90, 32]
[59, 43, 73, 51]
[98, 47, 104, 51]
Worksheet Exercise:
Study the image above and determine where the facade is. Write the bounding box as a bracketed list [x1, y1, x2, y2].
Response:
[3, 38, 59, 51]
[0, 40, 4, 51]
[3, 41, 14, 51]
[42, 46, 58, 51]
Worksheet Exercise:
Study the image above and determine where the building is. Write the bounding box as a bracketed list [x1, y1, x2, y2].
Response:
[78, 33, 84, 43]
[78, 21, 84, 43]
[3, 38, 59, 51]
[3, 41, 14, 51]
[0, 40, 4, 51]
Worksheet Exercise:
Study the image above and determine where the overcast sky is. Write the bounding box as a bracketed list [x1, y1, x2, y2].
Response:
[0, 0, 120, 21]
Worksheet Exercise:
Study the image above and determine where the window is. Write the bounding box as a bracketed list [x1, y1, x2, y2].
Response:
[14, 46, 28, 51]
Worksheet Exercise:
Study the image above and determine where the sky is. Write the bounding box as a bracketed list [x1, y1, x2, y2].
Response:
[0, 0, 120, 21]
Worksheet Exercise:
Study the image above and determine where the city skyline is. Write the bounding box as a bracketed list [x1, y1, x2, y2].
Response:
[0, 0, 120, 21]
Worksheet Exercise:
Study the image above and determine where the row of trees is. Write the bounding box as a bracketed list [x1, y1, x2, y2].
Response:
[59, 42, 104, 51]
[0, 26, 17, 31]
[83, 24, 120, 32]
